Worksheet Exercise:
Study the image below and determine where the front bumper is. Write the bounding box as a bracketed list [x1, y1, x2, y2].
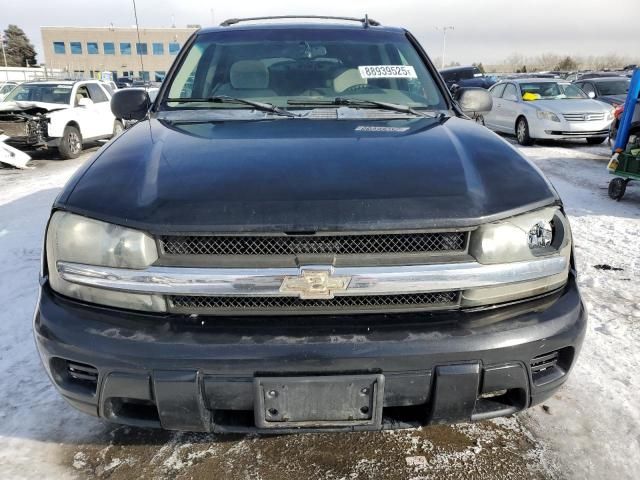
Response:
[34, 275, 586, 433]
[530, 118, 612, 139]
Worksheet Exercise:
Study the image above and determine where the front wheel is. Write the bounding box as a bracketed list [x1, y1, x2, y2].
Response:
[587, 136, 607, 145]
[608, 177, 627, 201]
[57, 125, 83, 159]
[516, 117, 534, 146]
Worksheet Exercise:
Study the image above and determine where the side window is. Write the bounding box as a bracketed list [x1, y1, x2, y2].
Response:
[85, 83, 109, 103]
[459, 69, 474, 80]
[490, 84, 506, 98]
[502, 83, 518, 101]
[581, 83, 595, 95]
[74, 85, 90, 106]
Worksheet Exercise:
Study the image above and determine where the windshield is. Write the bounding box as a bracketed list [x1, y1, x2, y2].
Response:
[520, 82, 587, 100]
[163, 28, 447, 112]
[4, 84, 72, 104]
[595, 80, 630, 96]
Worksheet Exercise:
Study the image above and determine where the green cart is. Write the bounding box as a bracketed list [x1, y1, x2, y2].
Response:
[608, 151, 640, 200]
[608, 68, 640, 201]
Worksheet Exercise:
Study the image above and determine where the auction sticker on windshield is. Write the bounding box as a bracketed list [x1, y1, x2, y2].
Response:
[359, 65, 417, 79]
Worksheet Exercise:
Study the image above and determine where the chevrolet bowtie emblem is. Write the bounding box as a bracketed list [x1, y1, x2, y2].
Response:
[280, 267, 351, 299]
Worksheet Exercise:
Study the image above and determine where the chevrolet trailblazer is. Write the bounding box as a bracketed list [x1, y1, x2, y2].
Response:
[34, 16, 586, 433]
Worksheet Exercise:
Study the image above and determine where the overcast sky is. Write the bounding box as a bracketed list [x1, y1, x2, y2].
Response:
[4, 0, 639, 65]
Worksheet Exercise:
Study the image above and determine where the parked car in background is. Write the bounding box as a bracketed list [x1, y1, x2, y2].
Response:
[35, 17, 585, 433]
[116, 78, 133, 89]
[0, 81, 19, 101]
[574, 77, 630, 107]
[482, 78, 614, 145]
[0, 80, 122, 158]
[439, 66, 496, 90]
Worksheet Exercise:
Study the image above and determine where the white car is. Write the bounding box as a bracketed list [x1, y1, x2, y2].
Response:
[481, 78, 614, 145]
[0, 80, 122, 158]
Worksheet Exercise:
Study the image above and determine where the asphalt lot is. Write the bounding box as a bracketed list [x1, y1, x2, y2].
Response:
[0, 136, 638, 480]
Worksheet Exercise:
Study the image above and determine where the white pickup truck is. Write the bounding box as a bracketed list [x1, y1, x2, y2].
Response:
[0, 80, 122, 159]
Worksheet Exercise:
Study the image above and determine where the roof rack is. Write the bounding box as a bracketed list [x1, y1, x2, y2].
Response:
[220, 15, 380, 28]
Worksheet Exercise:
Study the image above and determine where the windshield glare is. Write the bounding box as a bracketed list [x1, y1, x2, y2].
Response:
[4, 84, 72, 104]
[595, 80, 630, 96]
[164, 29, 446, 111]
[520, 82, 587, 100]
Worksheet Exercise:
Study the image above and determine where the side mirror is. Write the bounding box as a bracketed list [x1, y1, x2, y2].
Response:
[110, 88, 150, 121]
[455, 87, 493, 115]
[77, 97, 93, 107]
[587, 91, 596, 99]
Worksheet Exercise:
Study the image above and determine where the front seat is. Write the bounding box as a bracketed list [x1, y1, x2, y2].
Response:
[333, 68, 367, 93]
[214, 60, 276, 98]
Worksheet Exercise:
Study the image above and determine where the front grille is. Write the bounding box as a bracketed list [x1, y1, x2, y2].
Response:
[562, 112, 605, 122]
[169, 291, 459, 315]
[159, 232, 467, 257]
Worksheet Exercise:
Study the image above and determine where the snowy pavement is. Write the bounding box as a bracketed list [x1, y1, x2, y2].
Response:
[0, 138, 638, 479]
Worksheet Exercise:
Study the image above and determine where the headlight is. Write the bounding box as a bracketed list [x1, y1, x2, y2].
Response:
[536, 111, 560, 122]
[606, 109, 614, 121]
[46, 211, 166, 312]
[464, 207, 571, 306]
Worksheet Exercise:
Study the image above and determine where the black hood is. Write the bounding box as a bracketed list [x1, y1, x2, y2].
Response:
[58, 115, 558, 232]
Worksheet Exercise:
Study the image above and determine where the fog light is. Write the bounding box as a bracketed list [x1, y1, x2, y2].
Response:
[528, 221, 553, 249]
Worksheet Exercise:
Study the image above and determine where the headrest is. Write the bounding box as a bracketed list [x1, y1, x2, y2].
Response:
[230, 60, 269, 89]
[333, 68, 367, 93]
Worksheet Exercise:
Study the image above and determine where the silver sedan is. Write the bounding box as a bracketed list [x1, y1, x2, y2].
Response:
[481, 78, 614, 145]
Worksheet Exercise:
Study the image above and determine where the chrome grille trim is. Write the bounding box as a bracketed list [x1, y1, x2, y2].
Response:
[562, 112, 605, 122]
[159, 232, 468, 256]
[169, 291, 459, 315]
[56, 256, 569, 297]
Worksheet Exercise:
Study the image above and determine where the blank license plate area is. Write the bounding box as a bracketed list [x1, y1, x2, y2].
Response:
[255, 375, 384, 428]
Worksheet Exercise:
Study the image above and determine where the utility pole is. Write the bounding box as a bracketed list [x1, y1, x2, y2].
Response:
[1, 32, 8, 81]
[437, 26, 454, 69]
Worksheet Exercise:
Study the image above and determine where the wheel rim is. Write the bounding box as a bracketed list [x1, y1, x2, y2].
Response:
[68, 131, 81, 153]
[517, 120, 526, 142]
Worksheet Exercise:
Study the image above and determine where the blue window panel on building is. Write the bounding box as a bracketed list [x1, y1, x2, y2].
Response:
[169, 42, 180, 55]
[103, 42, 115, 55]
[120, 43, 132, 55]
[87, 42, 99, 54]
[136, 43, 148, 55]
[152, 43, 164, 55]
[70, 42, 82, 55]
[53, 42, 65, 54]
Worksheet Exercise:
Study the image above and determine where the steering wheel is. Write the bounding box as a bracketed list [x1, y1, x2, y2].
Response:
[341, 84, 383, 94]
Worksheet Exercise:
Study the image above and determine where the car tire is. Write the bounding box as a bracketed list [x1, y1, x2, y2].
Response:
[608, 177, 627, 201]
[587, 136, 607, 145]
[516, 117, 534, 146]
[112, 120, 125, 138]
[58, 125, 83, 159]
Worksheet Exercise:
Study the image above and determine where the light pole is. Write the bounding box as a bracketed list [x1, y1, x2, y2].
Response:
[1, 32, 8, 81]
[437, 26, 454, 69]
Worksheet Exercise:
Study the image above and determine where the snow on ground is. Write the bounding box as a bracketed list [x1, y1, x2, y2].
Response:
[0, 138, 638, 479]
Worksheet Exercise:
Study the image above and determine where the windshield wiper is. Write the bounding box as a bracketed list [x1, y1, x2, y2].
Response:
[288, 97, 435, 117]
[165, 95, 298, 118]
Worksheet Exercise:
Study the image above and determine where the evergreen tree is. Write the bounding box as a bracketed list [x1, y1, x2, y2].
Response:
[2, 25, 37, 67]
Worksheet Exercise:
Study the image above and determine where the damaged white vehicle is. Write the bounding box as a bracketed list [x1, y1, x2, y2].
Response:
[0, 80, 122, 159]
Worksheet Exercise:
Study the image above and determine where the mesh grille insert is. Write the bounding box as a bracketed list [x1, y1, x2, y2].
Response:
[160, 232, 467, 256]
[169, 291, 459, 314]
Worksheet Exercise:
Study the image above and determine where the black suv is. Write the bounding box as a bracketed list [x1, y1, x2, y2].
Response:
[35, 16, 585, 433]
